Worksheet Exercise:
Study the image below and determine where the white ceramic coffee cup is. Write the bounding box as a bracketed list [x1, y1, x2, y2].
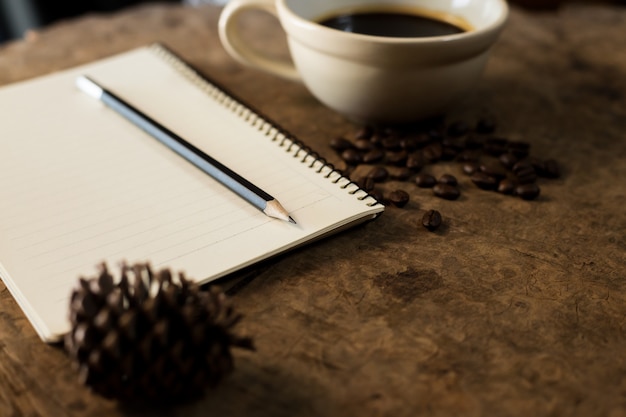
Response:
[218, 0, 508, 124]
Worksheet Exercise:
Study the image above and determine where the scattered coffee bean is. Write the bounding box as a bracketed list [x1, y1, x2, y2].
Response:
[499, 152, 518, 170]
[370, 132, 385, 146]
[356, 176, 375, 192]
[354, 139, 375, 151]
[512, 160, 533, 174]
[526, 157, 547, 175]
[400, 137, 418, 151]
[367, 166, 389, 182]
[406, 153, 424, 171]
[497, 178, 516, 194]
[515, 183, 541, 200]
[382, 137, 402, 150]
[471, 172, 498, 190]
[438, 174, 458, 186]
[423, 143, 443, 162]
[512, 161, 537, 184]
[386, 151, 408, 166]
[433, 183, 460, 200]
[478, 161, 506, 179]
[330, 137, 353, 151]
[415, 173, 437, 188]
[341, 148, 362, 165]
[479, 162, 507, 179]
[362, 148, 385, 164]
[330, 114, 560, 223]
[484, 137, 509, 156]
[354, 126, 373, 140]
[422, 209, 442, 231]
[462, 162, 479, 175]
[388, 190, 410, 207]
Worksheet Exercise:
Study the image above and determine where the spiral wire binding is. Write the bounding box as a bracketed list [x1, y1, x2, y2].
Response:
[150, 43, 383, 208]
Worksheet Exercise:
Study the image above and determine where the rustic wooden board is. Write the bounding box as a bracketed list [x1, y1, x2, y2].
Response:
[0, 3, 625, 416]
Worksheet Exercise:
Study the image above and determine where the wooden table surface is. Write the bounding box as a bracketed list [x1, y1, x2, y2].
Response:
[1, 3, 625, 417]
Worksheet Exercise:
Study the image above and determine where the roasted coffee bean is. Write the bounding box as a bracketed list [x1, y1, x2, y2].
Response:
[330, 137, 353, 151]
[515, 168, 537, 184]
[367, 166, 389, 182]
[541, 159, 561, 178]
[479, 162, 507, 179]
[484, 137, 509, 156]
[497, 178, 516, 194]
[354, 126, 373, 140]
[433, 183, 460, 200]
[423, 143, 443, 163]
[388, 190, 410, 208]
[406, 153, 425, 171]
[512, 160, 533, 174]
[370, 131, 385, 146]
[512, 161, 537, 183]
[447, 121, 469, 137]
[400, 137, 418, 151]
[415, 173, 437, 188]
[526, 157, 547, 175]
[356, 176, 375, 192]
[382, 137, 402, 151]
[422, 209, 442, 231]
[462, 162, 479, 175]
[499, 152, 518, 170]
[386, 151, 408, 166]
[354, 139, 375, 151]
[362, 149, 385, 164]
[438, 174, 458, 186]
[515, 183, 541, 200]
[470, 172, 498, 190]
[475, 117, 496, 134]
[388, 167, 413, 181]
[341, 148, 362, 165]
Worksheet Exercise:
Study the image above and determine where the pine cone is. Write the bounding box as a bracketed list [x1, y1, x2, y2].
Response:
[64, 262, 254, 403]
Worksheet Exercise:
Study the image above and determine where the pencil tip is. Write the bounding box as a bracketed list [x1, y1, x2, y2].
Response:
[264, 199, 296, 224]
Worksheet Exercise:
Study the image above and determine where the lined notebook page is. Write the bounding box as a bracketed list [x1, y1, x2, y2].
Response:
[0, 46, 383, 341]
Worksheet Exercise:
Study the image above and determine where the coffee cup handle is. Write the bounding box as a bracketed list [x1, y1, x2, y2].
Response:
[218, 0, 301, 82]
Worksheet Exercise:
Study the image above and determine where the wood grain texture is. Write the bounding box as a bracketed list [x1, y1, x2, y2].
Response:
[0, 3, 625, 416]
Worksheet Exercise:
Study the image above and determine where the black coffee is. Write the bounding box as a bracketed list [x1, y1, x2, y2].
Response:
[318, 9, 467, 38]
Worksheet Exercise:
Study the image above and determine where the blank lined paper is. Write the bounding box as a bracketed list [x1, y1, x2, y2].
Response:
[0, 45, 383, 342]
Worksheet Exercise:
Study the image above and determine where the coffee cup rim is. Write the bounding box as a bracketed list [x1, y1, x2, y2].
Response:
[277, 0, 509, 44]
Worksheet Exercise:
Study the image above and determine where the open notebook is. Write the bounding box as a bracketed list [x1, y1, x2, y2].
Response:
[0, 44, 384, 342]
